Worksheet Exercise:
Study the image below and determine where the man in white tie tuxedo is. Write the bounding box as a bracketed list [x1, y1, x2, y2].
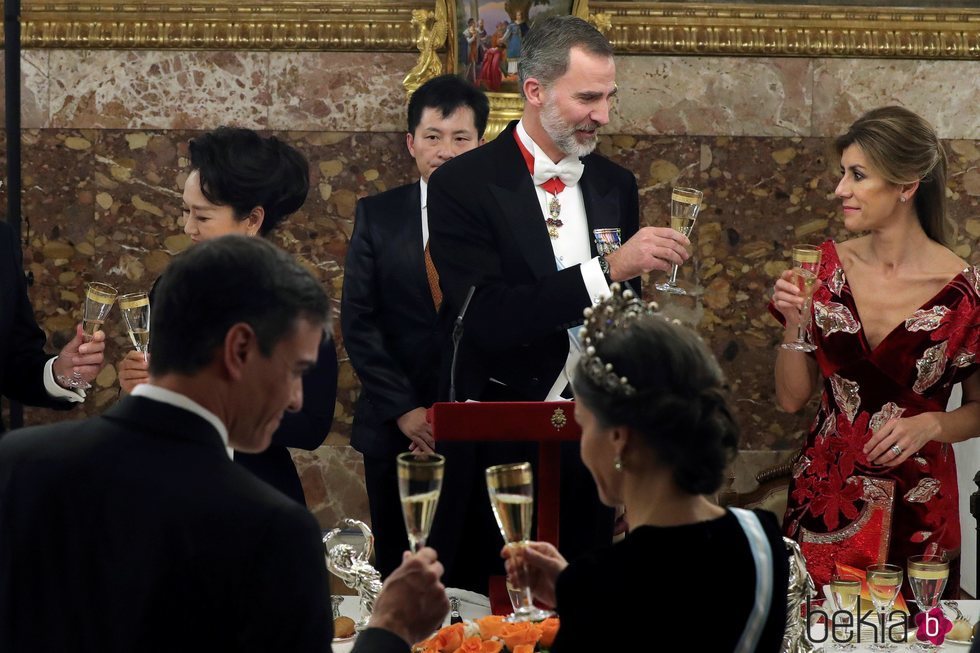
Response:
[426, 15, 691, 592]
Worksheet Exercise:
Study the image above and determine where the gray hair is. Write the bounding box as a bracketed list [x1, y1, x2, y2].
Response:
[517, 15, 613, 97]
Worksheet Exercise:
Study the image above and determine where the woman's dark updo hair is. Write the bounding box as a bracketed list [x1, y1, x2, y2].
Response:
[573, 315, 739, 496]
[188, 127, 310, 237]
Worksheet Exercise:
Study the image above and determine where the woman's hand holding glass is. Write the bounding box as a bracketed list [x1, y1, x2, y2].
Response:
[118, 350, 151, 394]
[773, 268, 822, 342]
[501, 540, 567, 609]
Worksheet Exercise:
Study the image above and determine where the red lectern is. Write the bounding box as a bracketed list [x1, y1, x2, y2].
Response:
[429, 401, 581, 613]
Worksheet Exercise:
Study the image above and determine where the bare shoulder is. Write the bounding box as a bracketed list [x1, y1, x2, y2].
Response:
[930, 241, 969, 277]
[833, 236, 868, 271]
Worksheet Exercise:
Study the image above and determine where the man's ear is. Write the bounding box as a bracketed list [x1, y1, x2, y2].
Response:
[523, 78, 545, 108]
[222, 323, 257, 381]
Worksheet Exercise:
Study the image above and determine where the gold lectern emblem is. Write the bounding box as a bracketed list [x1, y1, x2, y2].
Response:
[551, 408, 567, 430]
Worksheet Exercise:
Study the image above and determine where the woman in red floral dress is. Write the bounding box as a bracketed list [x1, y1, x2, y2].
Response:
[771, 106, 980, 595]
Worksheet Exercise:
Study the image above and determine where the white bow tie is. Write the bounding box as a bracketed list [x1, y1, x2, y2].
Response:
[533, 156, 584, 188]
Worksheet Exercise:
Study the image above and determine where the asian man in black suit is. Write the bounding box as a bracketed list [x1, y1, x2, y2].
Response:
[341, 74, 489, 579]
[426, 16, 692, 589]
[0, 220, 106, 431]
[0, 235, 448, 653]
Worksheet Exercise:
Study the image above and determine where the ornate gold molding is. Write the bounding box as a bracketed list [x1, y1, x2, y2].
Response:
[590, 2, 980, 60]
[403, 0, 449, 93]
[18, 0, 432, 50]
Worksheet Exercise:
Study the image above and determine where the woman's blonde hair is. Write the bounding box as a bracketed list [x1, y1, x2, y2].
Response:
[835, 106, 949, 245]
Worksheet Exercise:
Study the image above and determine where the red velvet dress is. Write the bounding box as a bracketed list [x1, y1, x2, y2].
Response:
[776, 240, 980, 593]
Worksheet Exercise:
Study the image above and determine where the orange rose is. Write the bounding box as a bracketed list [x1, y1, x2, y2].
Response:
[511, 646, 535, 653]
[480, 640, 503, 653]
[476, 615, 507, 639]
[434, 623, 465, 652]
[539, 617, 560, 648]
[453, 636, 485, 653]
[501, 622, 542, 650]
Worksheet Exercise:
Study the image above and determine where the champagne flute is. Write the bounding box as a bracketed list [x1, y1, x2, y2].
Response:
[867, 563, 904, 650]
[780, 244, 822, 353]
[397, 452, 444, 553]
[118, 292, 151, 362]
[908, 555, 948, 650]
[485, 461, 554, 623]
[66, 282, 117, 389]
[830, 573, 862, 650]
[655, 186, 703, 296]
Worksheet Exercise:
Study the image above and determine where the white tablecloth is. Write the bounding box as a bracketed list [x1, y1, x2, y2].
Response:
[332, 588, 491, 653]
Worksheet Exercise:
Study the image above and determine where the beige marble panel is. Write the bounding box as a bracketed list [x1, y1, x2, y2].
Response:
[812, 59, 980, 140]
[295, 445, 370, 531]
[268, 52, 417, 132]
[49, 50, 271, 130]
[611, 57, 813, 137]
[0, 51, 51, 128]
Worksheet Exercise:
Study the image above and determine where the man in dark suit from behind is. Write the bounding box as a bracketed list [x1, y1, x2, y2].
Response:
[342, 74, 489, 579]
[427, 16, 692, 589]
[0, 235, 448, 653]
[0, 220, 106, 431]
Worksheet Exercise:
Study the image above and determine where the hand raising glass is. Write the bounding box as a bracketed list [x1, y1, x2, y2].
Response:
[655, 187, 703, 296]
[486, 462, 554, 622]
[61, 282, 116, 389]
[778, 244, 822, 353]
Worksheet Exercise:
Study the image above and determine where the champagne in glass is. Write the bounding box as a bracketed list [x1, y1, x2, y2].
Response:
[397, 452, 444, 553]
[655, 186, 703, 296]
[867, 564, 904, 650]
[780, 244, 822, 353]
[908, 555, 948, 650]
[118, 292, 151, 361]
[485, 461, 553, 623]
[68, 282, 118, 390]
[830, 574, 862, 650]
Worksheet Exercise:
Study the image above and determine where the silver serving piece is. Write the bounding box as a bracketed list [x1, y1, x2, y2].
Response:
[782, 537, 817, 653]
[323, 518, 383, 632]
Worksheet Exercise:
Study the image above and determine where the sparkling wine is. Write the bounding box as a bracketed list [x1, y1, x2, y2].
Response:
[831, 578, 862, 613]
[490, 493, 533, 543]
[400, 489, 440, 551]
[396, 452, 444, 553]
[82, 319, 104, 336]
[793, 268, 818, 298]
[908, 556, 949, 614]
[868, 572, 902, 610]
[670, 215, 697, 237]
[128, 328, 150, 352]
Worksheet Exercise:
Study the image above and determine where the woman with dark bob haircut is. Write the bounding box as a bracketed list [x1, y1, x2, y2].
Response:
[504, 285, 789, 652]
[772, 106, 980, 596]
[118, 127, 338, 504]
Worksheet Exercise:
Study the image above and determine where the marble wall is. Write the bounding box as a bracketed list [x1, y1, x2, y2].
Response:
[6, 49, 980, 526]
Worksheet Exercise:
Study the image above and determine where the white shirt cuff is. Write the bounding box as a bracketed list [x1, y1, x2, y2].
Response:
[43, 357, 86, 403]
[581, 257, 612, 305]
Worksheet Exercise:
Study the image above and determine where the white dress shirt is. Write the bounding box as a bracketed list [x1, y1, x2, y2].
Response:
[514, 121, 611, 400]
[42, 357, 85, 403]
[420, 179, 430, 250]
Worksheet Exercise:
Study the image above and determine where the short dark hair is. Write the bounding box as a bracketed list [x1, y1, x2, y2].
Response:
[407, 74, 490, 138]
[149, 235, 329, 376]
[518, 15, 613, 97]
[573, 316, 738, 496]
[188, 127, 310, 237]
[835, 106, 949, 245]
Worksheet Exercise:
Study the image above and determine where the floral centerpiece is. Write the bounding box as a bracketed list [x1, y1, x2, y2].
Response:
[413, 615, 559, 653]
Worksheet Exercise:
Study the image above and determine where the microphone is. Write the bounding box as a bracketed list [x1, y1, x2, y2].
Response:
[449, 285, 476, 403]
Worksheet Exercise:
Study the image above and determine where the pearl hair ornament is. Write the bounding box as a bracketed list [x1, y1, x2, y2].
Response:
[579, 283, 661, 397]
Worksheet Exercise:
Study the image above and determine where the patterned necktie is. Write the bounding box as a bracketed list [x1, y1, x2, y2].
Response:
[424, 241, 442, 311]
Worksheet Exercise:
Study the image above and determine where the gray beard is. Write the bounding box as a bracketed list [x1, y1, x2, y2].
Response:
[541, 101, 598, 159]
